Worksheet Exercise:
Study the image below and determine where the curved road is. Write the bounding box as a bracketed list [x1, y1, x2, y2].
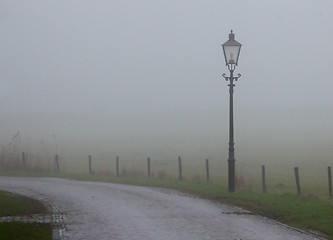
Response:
[0, 177, 326, 240]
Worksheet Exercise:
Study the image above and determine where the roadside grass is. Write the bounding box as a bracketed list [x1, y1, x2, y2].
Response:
[1, 171, 333, 239]
[0, 222, 51, 240]
[0, 190, 48, 217]
[0, 190, 52, 240]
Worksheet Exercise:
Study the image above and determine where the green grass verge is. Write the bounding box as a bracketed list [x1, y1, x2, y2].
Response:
[0, 222, 51, 240]
[1, 171, 333, 239]
[0, 190, 52, 240]
[0, 191, 48, 217]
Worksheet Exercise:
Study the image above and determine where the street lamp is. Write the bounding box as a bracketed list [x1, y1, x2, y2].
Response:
[221, 30, 242, 193]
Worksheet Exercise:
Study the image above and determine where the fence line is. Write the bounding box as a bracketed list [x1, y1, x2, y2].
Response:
[1, 150, 333, 199]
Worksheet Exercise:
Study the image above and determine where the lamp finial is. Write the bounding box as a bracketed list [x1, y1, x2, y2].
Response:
[229, 30, 235, 40]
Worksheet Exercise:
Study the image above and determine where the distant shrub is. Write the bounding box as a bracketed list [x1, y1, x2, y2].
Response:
[157, 170, 166, 179]
[235, 175, 252, 189]
[274, 182, 285, 188]
[0, 149, 50, 173]
[307, 193, 319, 200]
[98, 170, 110, 176]
[191, 174, 202, 182]
[121, 168, 143, 177]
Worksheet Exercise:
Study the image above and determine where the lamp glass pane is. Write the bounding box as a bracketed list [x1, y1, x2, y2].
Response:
[224, 46, 240, 65]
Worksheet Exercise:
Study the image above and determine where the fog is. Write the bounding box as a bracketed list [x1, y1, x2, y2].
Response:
[1, 1, 333, 172]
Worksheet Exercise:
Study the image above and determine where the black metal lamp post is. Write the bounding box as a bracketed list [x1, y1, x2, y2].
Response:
[221, 30, 242, 193]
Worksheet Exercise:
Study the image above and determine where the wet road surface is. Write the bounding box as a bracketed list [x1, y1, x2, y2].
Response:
[0, 177, 326, 240]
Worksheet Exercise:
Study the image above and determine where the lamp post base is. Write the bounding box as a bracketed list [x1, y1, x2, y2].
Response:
[228, 158, 235, 192]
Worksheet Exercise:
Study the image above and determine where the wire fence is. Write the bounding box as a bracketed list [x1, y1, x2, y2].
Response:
[1, 150, 332, 199]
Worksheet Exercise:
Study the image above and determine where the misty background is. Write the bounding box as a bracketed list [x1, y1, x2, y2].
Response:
[1, 0, 333, 173]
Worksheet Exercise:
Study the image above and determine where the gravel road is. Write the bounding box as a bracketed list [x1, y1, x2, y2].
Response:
[0, 177, 326, 240]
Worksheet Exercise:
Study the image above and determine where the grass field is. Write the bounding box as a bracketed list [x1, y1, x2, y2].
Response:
[0, 190, 48, 217]
[0, 222, 51, 240]
[0, 190, 52, 240]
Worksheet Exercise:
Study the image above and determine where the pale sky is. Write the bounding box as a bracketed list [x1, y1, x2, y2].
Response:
[1, 0, 333, 170]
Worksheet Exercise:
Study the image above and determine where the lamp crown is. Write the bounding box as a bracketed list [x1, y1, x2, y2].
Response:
[229, 30, 235, 40]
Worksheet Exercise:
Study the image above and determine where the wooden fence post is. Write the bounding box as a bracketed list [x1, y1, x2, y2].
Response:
[55, 154, 59, 172]
[328, 166, 332, 199]
[294, 167, 301, 195]
[206, 159, 210, 183]
[88, 155, 92, 175]
[147, 157, 151, 178]
[178, 156, 182, 180]
[116, 156, 119, 177]
[262, 165, 267, 193]
[21, 152, 26, 170]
